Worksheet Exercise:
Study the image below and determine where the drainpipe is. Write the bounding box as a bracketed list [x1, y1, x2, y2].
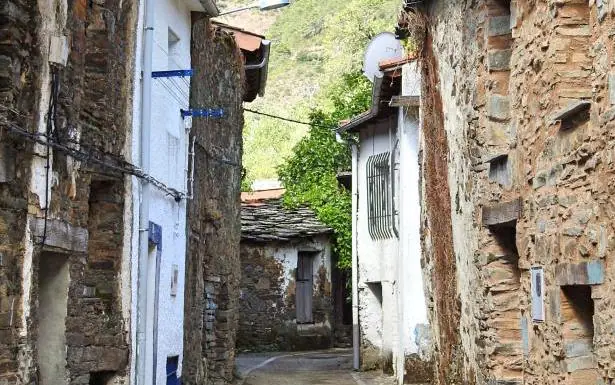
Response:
[351, 142, 360, 371]
[136, 0, 155, 382]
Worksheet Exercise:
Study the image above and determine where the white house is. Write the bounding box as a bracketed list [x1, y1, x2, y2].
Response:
[339, 59, 431, 384]
[129, 0, 217, 384]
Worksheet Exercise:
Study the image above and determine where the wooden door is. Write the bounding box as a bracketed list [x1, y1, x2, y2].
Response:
[296, 253, 314, 324]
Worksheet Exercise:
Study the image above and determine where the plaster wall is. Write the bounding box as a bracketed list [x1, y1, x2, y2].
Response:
[130, 0, 201, 382]
[355, 64, 432, 383]
[397, 64, 429, 358]
[356, 119, 400, 364]
[397, 101, 429, 375]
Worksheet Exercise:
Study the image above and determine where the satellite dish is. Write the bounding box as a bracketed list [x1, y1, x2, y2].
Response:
[362, 32, 403, 82]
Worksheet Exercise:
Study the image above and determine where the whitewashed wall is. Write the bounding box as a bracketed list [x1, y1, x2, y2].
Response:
[269, 235, 332, 328]
[355, 63, 428, 383]
[130, 0, 203, 383]
[356, 119, 401, 361]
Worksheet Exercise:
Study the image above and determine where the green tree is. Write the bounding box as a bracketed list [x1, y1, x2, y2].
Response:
[241, 0, 399, 184]
[277, 72, 372, 269]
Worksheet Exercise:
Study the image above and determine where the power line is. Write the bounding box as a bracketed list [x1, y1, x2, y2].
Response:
[4, 121, 185, 200]
[244, 108, 337, 130]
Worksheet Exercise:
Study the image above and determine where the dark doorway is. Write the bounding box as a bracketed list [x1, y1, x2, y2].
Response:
[89, 371, 115, 385]
[38, 252, 70, 385]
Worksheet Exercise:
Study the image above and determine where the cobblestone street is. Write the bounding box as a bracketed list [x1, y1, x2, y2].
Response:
[236, 349, 395, 385]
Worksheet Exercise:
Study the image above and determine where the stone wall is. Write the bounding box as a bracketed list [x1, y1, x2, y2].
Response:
[0, 0, 136, 381]
[182, 16, 244, 385]
[0, 0, 41, 379]
[237, 237, 334, 352]
[420, 0, 615, 384]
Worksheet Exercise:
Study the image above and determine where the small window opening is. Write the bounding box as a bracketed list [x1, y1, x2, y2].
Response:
[89, 371, 116, 385]
[561, 285, 597, 378]
[553, 101, 591, 131]
[488, 155, 511, 187]
[561, 285, 594, 341]
[367, 282, 383, 306]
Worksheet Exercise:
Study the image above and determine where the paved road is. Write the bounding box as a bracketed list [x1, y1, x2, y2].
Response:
[236, 349, 395, 385]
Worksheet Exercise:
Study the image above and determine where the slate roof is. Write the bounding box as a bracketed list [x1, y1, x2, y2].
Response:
[241, 199, 332, 242]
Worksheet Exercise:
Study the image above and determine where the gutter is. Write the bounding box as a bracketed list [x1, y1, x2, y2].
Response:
[200, 0, 220, 16]
[351, 143, 360, 370]
[338, 75, 384, 134]
[244, 40, 271, 97]
[136, 0, 154, 381]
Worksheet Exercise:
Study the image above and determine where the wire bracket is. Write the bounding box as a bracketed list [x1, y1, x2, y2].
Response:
[152, 69, 193, 78]
[181, 109, 224, 119]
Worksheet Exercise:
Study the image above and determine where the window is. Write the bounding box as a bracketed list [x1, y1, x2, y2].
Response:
[367, 152, 395, 240]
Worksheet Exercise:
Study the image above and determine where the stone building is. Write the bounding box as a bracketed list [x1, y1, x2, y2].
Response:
[0, 0, 262, 384]
[399, 0, 615, 384]
[0, 0, 137, 382]
[237, 189, 345, 352]
[182, 17, 271, 385]
[338, 59, 431, 384]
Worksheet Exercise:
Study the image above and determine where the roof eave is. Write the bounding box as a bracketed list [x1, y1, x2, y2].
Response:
[337, 75, 384, 134]
[199, 0, 219, 16]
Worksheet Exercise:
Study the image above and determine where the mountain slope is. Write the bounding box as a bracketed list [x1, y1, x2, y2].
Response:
[225, 0, 400, 183]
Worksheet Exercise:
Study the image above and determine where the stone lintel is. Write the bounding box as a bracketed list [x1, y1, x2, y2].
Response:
[485, 153, 508, 164]
[482, 198, 522, 227]
[30, 217, 88, 252]
[550, 100, 591, 124]
[487, 95, 511, 121]
[389, 95, 420, 108]
[487, 380, 522, 385]
[556, 261, 604, 286]
[488, 49, 512, 72]
[487, 15, 512, 37]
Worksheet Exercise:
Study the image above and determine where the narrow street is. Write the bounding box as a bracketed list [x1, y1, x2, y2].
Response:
[236, 350, 395, 385]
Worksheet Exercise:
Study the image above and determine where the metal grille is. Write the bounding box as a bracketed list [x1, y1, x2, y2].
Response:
[367, 152, 394, 240]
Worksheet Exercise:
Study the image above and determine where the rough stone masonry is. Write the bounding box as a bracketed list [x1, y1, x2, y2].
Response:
[417, 0, 615, 384]
[182, 16, 245, 385]
[0, 0, 136, 383]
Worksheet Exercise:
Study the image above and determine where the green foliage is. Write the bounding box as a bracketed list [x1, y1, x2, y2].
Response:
[242, 0, 399, 183]
[278, 72, 372, 270]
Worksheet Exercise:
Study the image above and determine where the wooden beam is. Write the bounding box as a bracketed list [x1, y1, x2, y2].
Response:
[482, 198, 522, 227]
[389, 95, 420, 107]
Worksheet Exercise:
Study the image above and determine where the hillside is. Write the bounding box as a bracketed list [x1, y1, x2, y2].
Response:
[218, 0, 400, 184]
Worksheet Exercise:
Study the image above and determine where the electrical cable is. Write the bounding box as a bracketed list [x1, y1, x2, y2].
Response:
[244, 108, 338, 130]
[41, 67, 61, 246]
[5, 122, 185, 200]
